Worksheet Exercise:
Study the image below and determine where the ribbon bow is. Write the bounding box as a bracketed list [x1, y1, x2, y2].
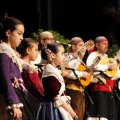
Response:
[12, 77, 26, 91]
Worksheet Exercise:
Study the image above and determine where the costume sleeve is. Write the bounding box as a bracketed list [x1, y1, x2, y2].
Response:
[0, 54, 20, 105]
[86, 52, 96, 66]
[86, 52, 108, 71]
[22, 69, 44, 100]
[66, 59, 82, 79]
[96, 63, 108, 71]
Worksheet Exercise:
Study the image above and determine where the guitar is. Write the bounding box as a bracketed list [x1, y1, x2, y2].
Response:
[99, 50, 120, 77]
[77, 56, 101, 86]
[61, 39, 95, 77]
[84, 39, 95, 51]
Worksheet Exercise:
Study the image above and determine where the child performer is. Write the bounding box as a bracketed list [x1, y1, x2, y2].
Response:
[0, 16, 37, 120]
[17, 38, 45, 101]
[37, 42, 78, 120]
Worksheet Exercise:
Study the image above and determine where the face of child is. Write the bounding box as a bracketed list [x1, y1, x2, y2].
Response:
[29, 43, 39, 61]
[7, 24, 24, 48]
[53, 45, 65, 67]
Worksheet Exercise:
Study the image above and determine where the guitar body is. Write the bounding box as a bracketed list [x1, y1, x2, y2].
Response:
[77, 64, 92, 86]
[99, 58, 118, 77]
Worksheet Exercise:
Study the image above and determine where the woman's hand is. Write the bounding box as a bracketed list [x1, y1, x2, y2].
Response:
[12, 107, 22, 120]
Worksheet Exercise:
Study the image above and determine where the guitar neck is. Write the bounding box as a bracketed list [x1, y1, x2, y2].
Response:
[87, 56, 101, 72]
[88, 64, 95, 71]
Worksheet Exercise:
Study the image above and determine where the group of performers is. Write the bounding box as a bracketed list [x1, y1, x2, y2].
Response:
[62, 36, 120, 120]
[0, 15, 120, 120]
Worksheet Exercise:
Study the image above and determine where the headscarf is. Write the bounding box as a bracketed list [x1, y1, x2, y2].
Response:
[95, 36, 108, 43]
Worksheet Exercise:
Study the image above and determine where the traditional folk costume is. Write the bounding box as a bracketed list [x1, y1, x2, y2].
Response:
[21, 61, 45, 101]
[0, 42, 38, 120]
[37, 63, 73, 120]
[86, 51, 120, 120]
[63, 53, 86, 120]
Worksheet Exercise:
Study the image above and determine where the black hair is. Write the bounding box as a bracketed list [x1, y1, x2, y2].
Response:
[0, 16, 24, 41]
[17, 38, 38, 56]
[41, 42, 63, 61]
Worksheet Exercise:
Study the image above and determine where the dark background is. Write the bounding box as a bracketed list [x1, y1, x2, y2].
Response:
[1, 0, 120, 45]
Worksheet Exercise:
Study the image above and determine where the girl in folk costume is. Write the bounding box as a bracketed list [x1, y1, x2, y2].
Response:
[0, 16, 38, 120]
[37, 42, 78, 120]
[86, 36, 120, 120]
[62, 37, 90, 120]
[17, 38, 45, 101]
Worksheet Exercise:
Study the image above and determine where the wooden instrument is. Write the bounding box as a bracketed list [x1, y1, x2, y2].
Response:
[78, 56, 101, 86]
[61, 39, 95, 77]
[84, 39, 95, 51]
[99, 50, 120, 77]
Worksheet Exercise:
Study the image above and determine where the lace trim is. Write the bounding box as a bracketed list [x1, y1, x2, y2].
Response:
[42, 64, 64, 83]
[6, 103, 24, 110]
[22, 60, 39, 73]
[0, 42, 22, 72]
[53, 96, 71, 108]
[42, 64, 65, 95]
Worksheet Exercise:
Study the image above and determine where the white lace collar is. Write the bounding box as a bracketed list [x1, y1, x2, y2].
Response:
[42, 64, 65, 95]
[22, 60, 38, 73]
[0, 42, 22, 72]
